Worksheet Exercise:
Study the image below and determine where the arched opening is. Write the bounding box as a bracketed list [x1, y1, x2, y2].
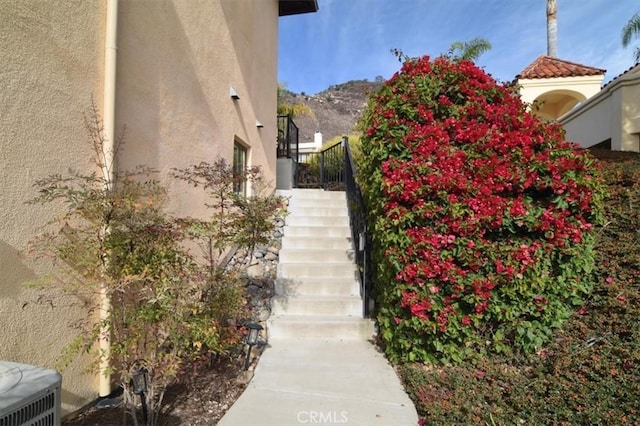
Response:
[532, 89, 586, 120]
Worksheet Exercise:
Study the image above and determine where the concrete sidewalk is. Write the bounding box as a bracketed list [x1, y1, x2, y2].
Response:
[217, 339, 418, 426]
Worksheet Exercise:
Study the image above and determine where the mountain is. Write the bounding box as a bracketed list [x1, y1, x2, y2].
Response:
[279, 79, 384, 144]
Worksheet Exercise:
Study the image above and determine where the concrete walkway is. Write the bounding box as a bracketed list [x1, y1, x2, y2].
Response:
[218, 189, 418, 425]
[217, 339, 418, 425]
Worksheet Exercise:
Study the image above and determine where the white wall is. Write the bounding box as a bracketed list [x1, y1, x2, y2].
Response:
[560, 70, 640, 152]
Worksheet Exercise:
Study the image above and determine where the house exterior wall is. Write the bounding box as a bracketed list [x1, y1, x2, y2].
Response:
[560, 71, 640, 152]
[620, 78, 640, 152]
[0, 0, 281, 415]
[116, 0, 279, 218]
[0, 1, 105, 415]
[560, 89, 617, 148]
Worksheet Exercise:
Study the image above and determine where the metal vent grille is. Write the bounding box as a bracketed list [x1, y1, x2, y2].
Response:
[0, 362, 61, 426]
[0, 389, 58, 426]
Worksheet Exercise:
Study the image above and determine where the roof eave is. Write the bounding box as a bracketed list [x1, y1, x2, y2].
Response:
[279, 0, 319, 16]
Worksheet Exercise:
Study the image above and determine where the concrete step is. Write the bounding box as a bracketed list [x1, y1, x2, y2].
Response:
[285, 206, 349, 217]
[275, 278, 360, 297]
[283, 225, 351, 238]
[278, 189, 346, 200]
[278, 262, 357, 280]
[269, 188, 371, 343]
[271, 295, 362, 316]
[267, 315, 375, 340]
[285, 198, 347, 209]
[281, 236, 353, 250]
[279, 248, 355, 263]
[285, 215, 349, 227]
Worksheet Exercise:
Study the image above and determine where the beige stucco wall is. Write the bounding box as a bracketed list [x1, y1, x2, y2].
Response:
[1, 0, 282, 417]
[0, 1, 105, 414]
[518, 75, 604, 120]
[560, 71, 640, 152]
[620, 78, 640, 152]
[116, 0, 279, 218]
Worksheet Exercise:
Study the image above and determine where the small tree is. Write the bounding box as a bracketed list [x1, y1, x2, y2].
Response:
[172, 159, 286, 275]
[277, 83, 315, 118]
[171, 159, 286, 360]
[446, 37, 492, 61]
[29, 104, 246, 425]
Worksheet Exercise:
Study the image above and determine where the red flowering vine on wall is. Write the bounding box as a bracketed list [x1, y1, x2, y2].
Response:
[359, 55, 605, 363]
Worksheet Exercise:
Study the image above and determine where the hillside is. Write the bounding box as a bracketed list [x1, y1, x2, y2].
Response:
[279, 80, 383, 143]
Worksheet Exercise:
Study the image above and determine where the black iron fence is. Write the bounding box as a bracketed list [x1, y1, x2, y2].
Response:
[277, 115, 298, 159]
[295, 140, 345, 190]
[343, 136, 373, 317]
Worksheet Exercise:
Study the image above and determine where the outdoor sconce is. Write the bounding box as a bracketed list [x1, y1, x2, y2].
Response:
[256, 120, 264, 128]
[131, 367, 149, 423]
[230, 86, 240, 100]
[131, 367, 148, 395]
[244, 322, 263, 370]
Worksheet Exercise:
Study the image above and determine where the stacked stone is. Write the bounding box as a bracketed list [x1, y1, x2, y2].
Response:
[225, 215, 286, 324]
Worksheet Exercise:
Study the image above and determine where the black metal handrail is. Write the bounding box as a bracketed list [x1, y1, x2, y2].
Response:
[343, 136, 373, 317]
[295, 141, 344, 190]
[277, 115, 299, 159]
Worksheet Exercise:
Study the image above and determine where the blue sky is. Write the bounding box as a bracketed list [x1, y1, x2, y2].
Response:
[278, 0, 637, 95]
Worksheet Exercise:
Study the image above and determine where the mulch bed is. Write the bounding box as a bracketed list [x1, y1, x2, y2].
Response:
[62, 354, 255, 426]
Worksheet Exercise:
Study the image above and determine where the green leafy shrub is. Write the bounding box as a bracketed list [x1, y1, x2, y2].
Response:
[358, 55, 605, 363]
[400, 152, 640, 424]
[29, 105, 283, 425]
[172, 158, 286, 344]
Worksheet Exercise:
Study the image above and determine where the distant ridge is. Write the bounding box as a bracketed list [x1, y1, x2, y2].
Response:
[279, 79, 384, 143]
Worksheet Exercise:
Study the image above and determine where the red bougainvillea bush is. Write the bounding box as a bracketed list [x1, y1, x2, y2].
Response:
[358, 55, 606, 363]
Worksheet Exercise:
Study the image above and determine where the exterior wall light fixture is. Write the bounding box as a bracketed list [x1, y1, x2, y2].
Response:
[244, 322, 263, 370]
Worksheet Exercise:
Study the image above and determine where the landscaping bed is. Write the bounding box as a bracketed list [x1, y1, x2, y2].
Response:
[63, 355, 249, 426]
[400, 150, 640, 425]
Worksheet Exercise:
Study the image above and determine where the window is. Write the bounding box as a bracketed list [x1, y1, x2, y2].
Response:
[233, 142, 247, 195]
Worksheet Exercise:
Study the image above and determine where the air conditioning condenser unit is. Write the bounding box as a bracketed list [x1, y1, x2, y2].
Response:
[0, 361, 61, 426]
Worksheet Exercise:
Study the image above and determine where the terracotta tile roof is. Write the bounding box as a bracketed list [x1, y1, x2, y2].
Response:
[602, 62, 640, 88]
[516, 55, 606, 79]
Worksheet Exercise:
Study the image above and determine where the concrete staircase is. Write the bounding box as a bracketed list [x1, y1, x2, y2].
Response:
[268, 189, 375, 340]
[218, 189, 419, 426]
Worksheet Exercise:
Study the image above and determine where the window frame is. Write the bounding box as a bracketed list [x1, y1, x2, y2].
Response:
[233, 140, 248, 196]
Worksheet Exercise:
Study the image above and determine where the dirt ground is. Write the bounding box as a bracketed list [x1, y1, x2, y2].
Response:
[62, 352, 258, 426]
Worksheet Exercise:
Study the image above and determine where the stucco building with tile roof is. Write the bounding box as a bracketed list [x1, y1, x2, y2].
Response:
[516, 55, 606, 121]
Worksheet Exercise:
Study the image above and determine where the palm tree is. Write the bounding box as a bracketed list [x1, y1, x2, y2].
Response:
[547, 0, 558, 57]
[622, 11, 640, 63]
[447, 37, 492, 61]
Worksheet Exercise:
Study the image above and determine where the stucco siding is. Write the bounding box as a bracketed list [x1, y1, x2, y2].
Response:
[561, 73, 640, 152]
[0, 1, 105, 414]
[1, 0, 282, 416]
[621, 84, 640, 151]
[116, 0, 279, 218]
[561, 91, 616, 149]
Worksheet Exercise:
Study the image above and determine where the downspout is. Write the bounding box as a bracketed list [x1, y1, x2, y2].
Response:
[99, 0, 118, 397]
